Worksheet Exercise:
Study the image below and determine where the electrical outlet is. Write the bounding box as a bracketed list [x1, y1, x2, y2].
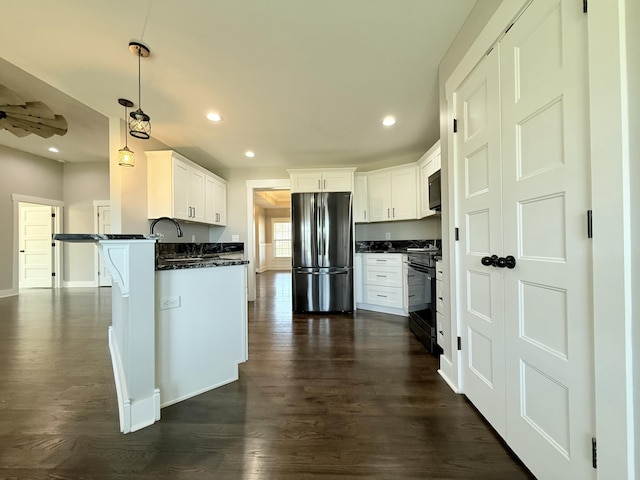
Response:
[160, 296, 181, 310]
[232, 235, 240, 242]
[385, 232, 391, 240]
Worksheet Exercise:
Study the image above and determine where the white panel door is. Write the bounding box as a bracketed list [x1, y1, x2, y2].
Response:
[19, 203, 52, 288]
[97, 205, 112, 287]
[500, 0, 593, 477]
[456, 48, 506, 436]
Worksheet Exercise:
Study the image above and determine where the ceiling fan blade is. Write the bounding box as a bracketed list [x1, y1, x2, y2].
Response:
[3, 116, 65, 138]
[0, 119, 30, 137]
[0, 85, 25, 106]
[1, 101, 56, 119]
[9, 112, 68, 131]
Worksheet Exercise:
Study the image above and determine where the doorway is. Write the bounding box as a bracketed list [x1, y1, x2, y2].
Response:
[245, 179, 290, 301]
[12, 193, 63, 292]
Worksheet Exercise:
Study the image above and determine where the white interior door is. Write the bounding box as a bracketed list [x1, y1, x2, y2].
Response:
[456, 48, 506, 436]
[19, 202, 53, 288]
[500, 0, 594, 477]
[97, 205, 112, 287]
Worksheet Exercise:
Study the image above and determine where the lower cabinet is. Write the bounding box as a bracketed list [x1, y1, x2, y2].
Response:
[355, 253, 405, 316]
[435, 260, 450, 362]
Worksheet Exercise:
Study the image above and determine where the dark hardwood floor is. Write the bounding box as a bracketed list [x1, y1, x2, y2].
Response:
[0, 272, 534, 479]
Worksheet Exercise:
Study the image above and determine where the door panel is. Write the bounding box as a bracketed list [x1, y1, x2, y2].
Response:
[501, 0, 593, 477]
[320, 192, 352, 269]
[456, 47, 506, 436]
[19, 203, 52, 288]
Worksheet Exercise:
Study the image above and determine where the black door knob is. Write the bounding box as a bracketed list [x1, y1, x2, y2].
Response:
[505, 255, 516, 269]
[496, 257, 507, 268]
[481, 256, 493, 266]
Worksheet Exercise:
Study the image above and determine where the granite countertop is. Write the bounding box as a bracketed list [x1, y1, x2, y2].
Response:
[155, 242, 248, 271]
[355, 239, 441, 254]
[53, 233, 154, 242]
[156, 253, 248, 270]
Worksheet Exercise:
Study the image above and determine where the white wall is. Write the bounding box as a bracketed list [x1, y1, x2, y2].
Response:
[0, 145, 63, 294]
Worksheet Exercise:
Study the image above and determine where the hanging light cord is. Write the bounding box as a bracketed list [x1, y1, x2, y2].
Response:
[137, 47, 142, 111]
[124, 104, 129, 147]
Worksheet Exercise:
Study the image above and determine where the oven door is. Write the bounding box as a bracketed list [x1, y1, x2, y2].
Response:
[406, 261, 439, 355]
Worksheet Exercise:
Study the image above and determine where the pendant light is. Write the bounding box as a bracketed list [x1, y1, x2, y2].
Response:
[128, 41, 151, 139]
[118, 98, 135, 167]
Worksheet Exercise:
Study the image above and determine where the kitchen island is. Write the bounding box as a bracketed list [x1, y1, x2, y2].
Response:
[53, 235, 249, 433]
[154, 243, 248, 408]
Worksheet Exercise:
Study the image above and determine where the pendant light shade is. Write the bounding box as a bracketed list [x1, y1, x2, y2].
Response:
[128, 41, 151, 139]
[118, 98, 135, 167]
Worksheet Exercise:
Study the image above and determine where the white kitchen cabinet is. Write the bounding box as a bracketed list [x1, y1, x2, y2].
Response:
[146, 150, 227, 226]
[356, 253, 405, 316]
[354, 253, 363, 304]
[287, 168, 356, 193]
[205, 175, 227, 226]
[353, 173, 368, 223]
[435, 259, 450, 364]
[418, 140, 441, 218]
[367, 164, 418, 222]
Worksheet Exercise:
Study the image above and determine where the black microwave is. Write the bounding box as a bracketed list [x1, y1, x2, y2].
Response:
[428, 170, 441, 211]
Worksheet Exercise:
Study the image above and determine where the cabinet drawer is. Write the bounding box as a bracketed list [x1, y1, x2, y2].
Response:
[363, 285, 403, 309]
[365, 253, 402, 267]
[365, 266, 402, 288]
[436, 260, 444, 280]
[436, 311, 446, 353]
[436, 279, 444, 313]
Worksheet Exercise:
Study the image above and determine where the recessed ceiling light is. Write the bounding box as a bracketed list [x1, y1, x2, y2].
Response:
[245, 151, 255, 158]
[382, 116, 396, 127]
[48, 147, 59, 153]
[206, 113, 222, 122]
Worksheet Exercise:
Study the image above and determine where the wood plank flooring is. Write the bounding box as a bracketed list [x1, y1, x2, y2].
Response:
[0, 272, 534, 479]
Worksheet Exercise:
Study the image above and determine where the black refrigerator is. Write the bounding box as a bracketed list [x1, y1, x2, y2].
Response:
[291, 191, 353, 313]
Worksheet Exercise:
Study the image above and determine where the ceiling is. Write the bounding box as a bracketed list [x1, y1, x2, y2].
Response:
[0, 1, 476, 173]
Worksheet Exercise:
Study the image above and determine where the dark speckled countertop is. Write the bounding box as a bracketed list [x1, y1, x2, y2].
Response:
[355, 239, 441, 253]
[155, 242, 249, 271]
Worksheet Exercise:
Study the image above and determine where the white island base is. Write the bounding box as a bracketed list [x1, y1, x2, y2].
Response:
[155, 265, 248, 408]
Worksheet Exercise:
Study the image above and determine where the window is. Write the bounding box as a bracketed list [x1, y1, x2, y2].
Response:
[273, 220, 291, 258]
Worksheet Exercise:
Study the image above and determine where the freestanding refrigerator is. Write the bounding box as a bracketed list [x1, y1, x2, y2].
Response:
[291, 191, 353, 313]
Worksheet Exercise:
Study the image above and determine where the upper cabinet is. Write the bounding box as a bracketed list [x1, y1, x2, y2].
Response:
[367, 164, 418, 222]
[146, 150, 227, 226]
[417, 140, 441, 218]
[353, 173, 368, 223]
[288, 168, 356, 193]
[205, 175, 227, 226]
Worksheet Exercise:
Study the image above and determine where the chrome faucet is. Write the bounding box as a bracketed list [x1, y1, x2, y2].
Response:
[150, 217, 183, 237]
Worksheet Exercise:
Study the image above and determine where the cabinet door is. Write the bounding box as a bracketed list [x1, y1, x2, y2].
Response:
[205, 176, 217, 224]
[322, 171, 352, 192]
[172, 159, 190, 220]
[353, 174, 368, 223]
[354, 254, 363, 304]
[213, 181, 226, 226]
[367, 171, 391, 222]
[189, 169, 206, 222]
[390, 166, 418, 220]
[290, 172, 322, 193]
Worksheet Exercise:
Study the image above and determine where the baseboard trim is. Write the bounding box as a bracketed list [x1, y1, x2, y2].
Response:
[0, 288, 18, 298]
[63, 280, 98, 288]
[438, 369, 460, 394]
